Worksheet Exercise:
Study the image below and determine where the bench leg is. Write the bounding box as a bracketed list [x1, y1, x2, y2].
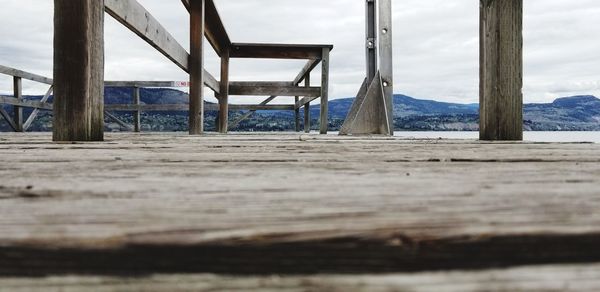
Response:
[320, 48, 330, 134]
[218, 49, 230, 133]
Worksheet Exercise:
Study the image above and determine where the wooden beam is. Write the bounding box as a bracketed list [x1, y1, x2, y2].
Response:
[480, 0, 523, 141]
[0, 65, 53, 85]
[293, 59, 320, 85]
[218, 49, 230, 133]
[229, 84, 321, 97]
[104, 0, 189, 73]
[0, 96, 53, 110]
[320, 48, 330, 134]
[189, 0, 205, 135]
[105, 104, 292, 112]
[230, 43, 333, 60]
[229, 96, 277, 129]
[104, 110, 133, 131]
[13, 77, 23, 132]
[23, 86, 53, 131]
[180, 0, 232, 56]
[295, 96, 320, 110]
[53, 0, 105, 141]
[379, 0, 394, 135]
[0, 107, 18, 132]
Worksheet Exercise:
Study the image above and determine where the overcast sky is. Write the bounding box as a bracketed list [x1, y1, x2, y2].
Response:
[0, 0, 598, 104]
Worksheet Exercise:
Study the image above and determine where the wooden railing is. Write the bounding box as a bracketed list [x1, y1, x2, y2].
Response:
[0, 65, 308, 132]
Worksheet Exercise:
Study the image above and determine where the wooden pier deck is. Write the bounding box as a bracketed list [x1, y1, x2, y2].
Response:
[1, 133, 600, 290]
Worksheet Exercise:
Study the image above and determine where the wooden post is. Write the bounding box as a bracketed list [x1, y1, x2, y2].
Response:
[218, 48, 230, 133]
[480, 0, 523, 141]
[189, 0, 205, 135]
[133, 87, 141, 132]
[304, 74, 311, 133]
[320, 48, 330, 134]
[294, 96, 300, 132]
[53, 0, 105, 141]
[379, 0, 394, 135]
[13, 77, 23, 132]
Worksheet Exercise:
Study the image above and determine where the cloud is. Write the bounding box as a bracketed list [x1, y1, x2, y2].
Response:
[1, 0, 598, 104]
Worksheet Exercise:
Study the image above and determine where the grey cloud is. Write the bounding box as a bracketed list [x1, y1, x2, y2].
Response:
[1, 0, 598, 104]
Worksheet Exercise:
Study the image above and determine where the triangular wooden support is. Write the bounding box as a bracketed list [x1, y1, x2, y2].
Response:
[340, 72, 391, 135]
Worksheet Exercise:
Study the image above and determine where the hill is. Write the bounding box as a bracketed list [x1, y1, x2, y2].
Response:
[1, 89, 599, 132]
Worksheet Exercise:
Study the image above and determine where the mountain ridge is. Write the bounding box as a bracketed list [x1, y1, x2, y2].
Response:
[1, 89, 599, 132]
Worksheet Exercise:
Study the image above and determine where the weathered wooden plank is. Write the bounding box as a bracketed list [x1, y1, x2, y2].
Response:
[1, 133, 600, 276]
[104, 0, 189, 72]
[320, 48, 330, 134]
[53, 0, 104, 141]
[104, 104, 292, 112]
[229, 84, 321, 97]
[2, 263, 600, 291]
[0, 97, 52, 111]
[0, 65, 53, 85]
[12, 77, 23, 132]
[230, 43, 333, 59]
[104, 73, 220, 93]
[189, 0, 205, 135]
[229, 96, 278, 130]
[23, 86, 53, 131]
[480, 0, 523, 141]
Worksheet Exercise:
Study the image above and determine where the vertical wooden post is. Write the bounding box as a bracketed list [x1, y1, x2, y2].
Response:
[294, 96, 300, 132]
[304, 74, 311, 133]
[189, 0, 205, 135]
[218, 48, 230, 133]
[320, 48, 330, 135]
[53, 0, 105, 141]
[480, 0, 523, 141]
[366, 0, 377, 84]
[133, 86, 141, 132]
[379, 0, 394, 135]
[13, 76, 23, 132]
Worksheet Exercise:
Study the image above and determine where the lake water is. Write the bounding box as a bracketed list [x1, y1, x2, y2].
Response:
[391, 131, 600, 143]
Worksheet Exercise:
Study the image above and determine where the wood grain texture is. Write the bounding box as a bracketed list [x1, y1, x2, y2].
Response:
[2, 263, 600, 291]
[189, 0, 205, 135]
[0, 133, 599, 276]
[480, 0, 523, 141]
[53, 0, 105, 141]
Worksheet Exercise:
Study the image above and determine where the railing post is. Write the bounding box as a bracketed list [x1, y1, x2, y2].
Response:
[133, 86, 141, 132]
[479, 0, 523, 141]
[304, 74, 311, 133]
[320, 48, 330, 135]
[189, 0, 205, 135]
[218, 48, 230, 133]
[13, 76, 23, 132]
[294, 96, 300, 132]
[53, 0, 105, 141]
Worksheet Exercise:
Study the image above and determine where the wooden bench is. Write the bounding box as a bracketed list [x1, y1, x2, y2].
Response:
[181, 0, 333, 134]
